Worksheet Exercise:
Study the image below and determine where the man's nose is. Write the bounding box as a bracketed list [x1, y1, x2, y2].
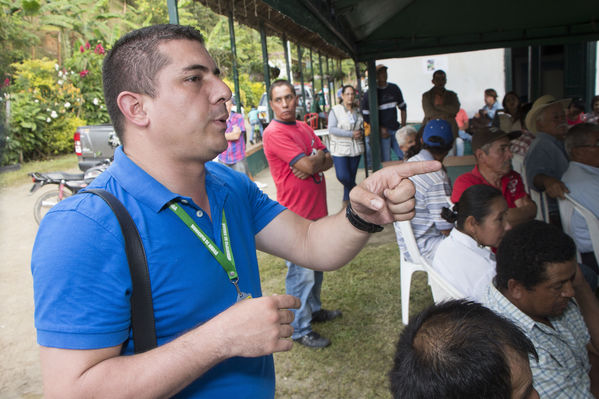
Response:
[562, 281, 575, 298]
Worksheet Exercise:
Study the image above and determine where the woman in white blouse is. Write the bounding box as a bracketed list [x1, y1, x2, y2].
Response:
[328, 85, 364, 206]
[433, 184, 509, 302]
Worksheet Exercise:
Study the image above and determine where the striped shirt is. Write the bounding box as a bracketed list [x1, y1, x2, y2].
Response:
[218, 112, 246, 164]
[361, 83, 406, 131]
[484, 283, 592, 399]
[394, 149, 453, 262]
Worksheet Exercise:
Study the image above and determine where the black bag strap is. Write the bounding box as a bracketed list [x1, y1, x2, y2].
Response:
[83, 189, 157, 353]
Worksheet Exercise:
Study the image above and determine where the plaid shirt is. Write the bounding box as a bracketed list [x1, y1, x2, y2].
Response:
[218, 112, 246, 164]
[484, 283, 592, 398]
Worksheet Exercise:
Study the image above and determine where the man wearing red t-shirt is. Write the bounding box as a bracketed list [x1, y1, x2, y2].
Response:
[263, 80, 340, 349]
[451, 127, 537, 227]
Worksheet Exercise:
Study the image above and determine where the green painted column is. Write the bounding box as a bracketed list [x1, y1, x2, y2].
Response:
[282, 34, 291, 82]
[228, 12, 241, 114]
[318, 53, 325, 108]
[297, 44, 306, 113]
[355, 60, 368, 176]
[167, 0, 179, 24]
[367, 60, 381, 171]
[259, 22, 272, 122]
[309, 49, 315, 92]
[504, 48, 512, 94]
[325, 56, 332, 108]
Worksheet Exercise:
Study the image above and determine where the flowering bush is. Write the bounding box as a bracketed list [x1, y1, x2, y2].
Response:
[65, 40, 109, 125]
[1, 38, 110, 165]
[2, 58, 85, 165]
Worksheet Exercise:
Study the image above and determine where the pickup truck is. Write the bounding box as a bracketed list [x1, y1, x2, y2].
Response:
[73, 124, 120, 171]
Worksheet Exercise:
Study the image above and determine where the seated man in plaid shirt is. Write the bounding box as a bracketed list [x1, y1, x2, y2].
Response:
[484, 220, 599, 398]
[218, 97, 249, 175]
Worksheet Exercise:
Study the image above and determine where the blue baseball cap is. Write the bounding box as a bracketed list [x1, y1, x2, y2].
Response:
[423, 119, 454, 147]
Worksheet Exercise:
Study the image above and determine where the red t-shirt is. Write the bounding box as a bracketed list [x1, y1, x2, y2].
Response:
[451, 165, 527, 208]
[263, 120, 328, 220]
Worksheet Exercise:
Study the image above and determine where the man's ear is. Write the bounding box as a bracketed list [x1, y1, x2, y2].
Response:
[474, 148, 484, 162]
[117, 91, 150, 128]
[507, 278, 525, 300]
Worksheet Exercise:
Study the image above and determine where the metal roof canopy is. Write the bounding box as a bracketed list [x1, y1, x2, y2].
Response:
[254, 0, 599, 61]
[196, 0, 350, 59]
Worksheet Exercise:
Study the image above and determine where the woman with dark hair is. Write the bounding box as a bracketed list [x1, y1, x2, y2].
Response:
[496, 91, 535, 156]
[328, 85, 364, 206]
[433, 184, 509, 301]
[583, 95, 599, 124]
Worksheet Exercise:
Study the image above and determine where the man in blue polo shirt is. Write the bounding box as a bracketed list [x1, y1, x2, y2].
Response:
[31, 25, 441, 398]
[361, 64, 407, 162]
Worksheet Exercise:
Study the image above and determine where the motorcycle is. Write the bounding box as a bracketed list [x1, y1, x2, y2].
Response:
[29, 160, 110, 224]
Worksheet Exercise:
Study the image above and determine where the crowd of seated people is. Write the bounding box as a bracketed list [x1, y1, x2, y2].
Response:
[387, 76, 599, 397]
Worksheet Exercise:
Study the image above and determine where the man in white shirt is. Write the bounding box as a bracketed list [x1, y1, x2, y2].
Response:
[562, 123, 599, 274]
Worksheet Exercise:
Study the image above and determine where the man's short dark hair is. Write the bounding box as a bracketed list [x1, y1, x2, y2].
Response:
[390, 300, 537, 399]
[268, 79, 295, 99]
[432, 69, 446, 79]
[495, 220, 577, 290]
[103, 24, 205, 141]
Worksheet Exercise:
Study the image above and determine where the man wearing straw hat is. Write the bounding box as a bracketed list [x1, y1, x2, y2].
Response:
[523, 95, 571, 224]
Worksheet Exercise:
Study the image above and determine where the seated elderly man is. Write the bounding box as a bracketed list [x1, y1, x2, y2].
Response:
[484, 220, 599, 398]
[451, 126, 536, 227]
[390, 299, 539, 399]
[562, 123, 599, 274]
[524, 95, 571, 225]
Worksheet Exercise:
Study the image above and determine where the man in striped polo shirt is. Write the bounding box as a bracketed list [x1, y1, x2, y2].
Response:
[394, 119, 454, 262]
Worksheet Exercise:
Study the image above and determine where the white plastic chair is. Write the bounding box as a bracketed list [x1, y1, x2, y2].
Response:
[520, 162, 550, 222]
[558, 194, 599, 265]
[396, 221, 464, 325]
[512, 153, 525, 178]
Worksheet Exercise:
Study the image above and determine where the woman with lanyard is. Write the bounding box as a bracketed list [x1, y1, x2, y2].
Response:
[327, 85, 364, 207]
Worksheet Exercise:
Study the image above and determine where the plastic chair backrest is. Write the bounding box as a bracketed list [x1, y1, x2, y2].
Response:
[304, 113, 318, 129]
[397, 221, 464, 301]
[558, 194, 599, 264]
[521, 162, 549, 222]
[512, 154, 525, 183]
[397, 221, 429, 267]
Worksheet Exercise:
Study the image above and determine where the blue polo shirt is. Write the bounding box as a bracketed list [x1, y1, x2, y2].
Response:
[31, 147, 285, 398]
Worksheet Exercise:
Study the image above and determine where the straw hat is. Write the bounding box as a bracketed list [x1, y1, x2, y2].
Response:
[525, 95, 570, 134]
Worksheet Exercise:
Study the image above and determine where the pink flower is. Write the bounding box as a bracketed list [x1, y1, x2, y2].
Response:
[80, 45, 85, 53]
[2, 78, 9, 87]
[94, 43, 105, 55]
[85, 42, 91, 49]
[79, 70, 89, 78]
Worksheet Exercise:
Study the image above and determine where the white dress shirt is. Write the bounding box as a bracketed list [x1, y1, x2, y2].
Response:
[432, 228, 496, 302]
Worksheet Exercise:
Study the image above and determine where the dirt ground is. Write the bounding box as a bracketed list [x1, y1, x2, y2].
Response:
[0, 181, 47, 398]
[0, 166, 395, 398]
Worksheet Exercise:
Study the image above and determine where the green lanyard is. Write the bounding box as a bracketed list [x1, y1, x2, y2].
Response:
[169, 202, 251, 301]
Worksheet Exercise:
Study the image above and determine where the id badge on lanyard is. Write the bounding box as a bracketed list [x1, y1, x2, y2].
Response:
[169, 202, 252, 302]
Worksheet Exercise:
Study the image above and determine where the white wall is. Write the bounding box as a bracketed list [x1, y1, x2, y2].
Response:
[377, 49, 506, 124]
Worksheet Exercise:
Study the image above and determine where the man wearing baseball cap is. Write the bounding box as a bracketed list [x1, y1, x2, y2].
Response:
[394, 119, 455, 262]
[361, 64, 407, 163]
[451, 126, 537, 227]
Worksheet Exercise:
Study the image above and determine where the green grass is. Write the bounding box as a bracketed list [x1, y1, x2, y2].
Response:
[258, 242, 434, 399]
[0, 154, 79, 188]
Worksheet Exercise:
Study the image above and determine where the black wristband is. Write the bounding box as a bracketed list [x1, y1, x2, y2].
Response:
[345, 203, 384, 233]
